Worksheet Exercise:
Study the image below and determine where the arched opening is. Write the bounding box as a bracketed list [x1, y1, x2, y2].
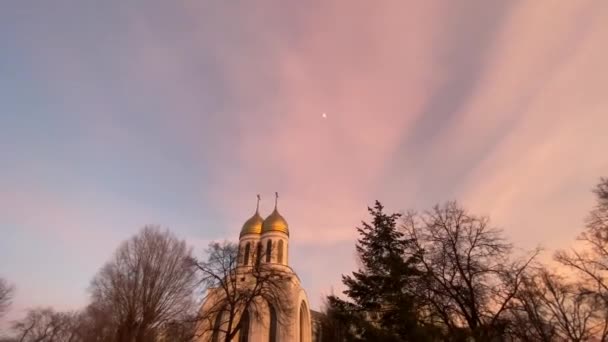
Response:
[238, 309, 250, 342]
[256, 243, 262, 266]
[211, 310, 223, 342]
[277, 240, 284, 264]
[300, 301, 311, 342]
[244, 242, 251, 266]
[266, 239, 272, 263]
[269, 303, 278, 342]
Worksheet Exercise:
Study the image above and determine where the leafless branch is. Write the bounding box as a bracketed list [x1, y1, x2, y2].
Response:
[191, 241, 294, 342]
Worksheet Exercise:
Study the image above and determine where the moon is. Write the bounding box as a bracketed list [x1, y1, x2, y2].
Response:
[322, 113, 327, 119]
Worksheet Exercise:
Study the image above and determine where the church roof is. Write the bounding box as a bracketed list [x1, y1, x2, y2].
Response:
[240, 211, 263, 237]
[240, 195, 264, 237]
[262, 208, 289, 236]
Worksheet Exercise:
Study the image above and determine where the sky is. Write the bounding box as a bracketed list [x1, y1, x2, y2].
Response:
[1, 0, 608, 323]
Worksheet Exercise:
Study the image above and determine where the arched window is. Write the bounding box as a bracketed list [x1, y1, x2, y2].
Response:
[211, 310, 223, 342]
[300, 301, 311, 342]
[256, 242, 262, 266]
[266, 239, 272, 263]
[244, 242, 251, 266]
[238, 309, 250, 342]
[269, 303, 277, 342]
[277, 240, 284, 264]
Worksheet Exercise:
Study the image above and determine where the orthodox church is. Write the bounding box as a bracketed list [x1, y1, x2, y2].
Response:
[197, 194, 319, 342]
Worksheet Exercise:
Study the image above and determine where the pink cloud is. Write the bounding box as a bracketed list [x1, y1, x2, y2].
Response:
[196, 1, 608, 304]
[454, 1, 608, 249]
[207, 2, 444, 243]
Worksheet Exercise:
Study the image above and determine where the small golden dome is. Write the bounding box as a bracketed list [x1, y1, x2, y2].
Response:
[240, 194, 263, 237]
[262, 209, 289, 236]
[240, 212, 263, 237]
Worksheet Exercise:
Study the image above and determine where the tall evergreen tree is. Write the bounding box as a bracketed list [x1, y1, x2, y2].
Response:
[327, 201, 431, 341]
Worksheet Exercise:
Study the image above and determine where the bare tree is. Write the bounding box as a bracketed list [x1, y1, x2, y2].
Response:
[539, 272, 598, 341]
[505, 270, 558, 342]
[89, 225, 197, 342]
[507, 269, 602, 341]
[191, 241, 293, 342]
[555, 178, 608, 340]
[156, 317, 197, 342]
[67, 301, 116, 342]
[401, 201, 538, 340]
[10, 307, 79, 342]
[0, 277, 15, 319]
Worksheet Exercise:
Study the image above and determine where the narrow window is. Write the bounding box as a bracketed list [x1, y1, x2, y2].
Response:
[211, 310, 223, 342]
[269, 303, 277, 342]
[278, 240, 284, 264]
[266, 239, 272, 263]
[239, 309, 250, 342]
[256, 242, 262, 266]
[244, 242, 250, 266]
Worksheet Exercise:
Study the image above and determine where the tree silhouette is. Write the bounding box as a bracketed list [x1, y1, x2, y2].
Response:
[89, 226, 197, 342]
[0, 277, 15, 320]
[327, 201, 433, 341]
[555, 178, 608, 340]
[401, 202, 538, 340]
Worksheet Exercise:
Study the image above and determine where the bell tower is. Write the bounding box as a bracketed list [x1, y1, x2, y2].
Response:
[260, 192, 289, 267]
[198, 193, 311, 341]
[238, 194, 263, 267]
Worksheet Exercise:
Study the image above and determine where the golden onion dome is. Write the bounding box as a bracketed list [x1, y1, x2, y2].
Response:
[240, 211, 263, 237]
[262, 208, 289, 236]
[240, 195, 264, 237]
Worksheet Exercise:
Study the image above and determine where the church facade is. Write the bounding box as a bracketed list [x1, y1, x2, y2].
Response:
[196, 195, 316, 342]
